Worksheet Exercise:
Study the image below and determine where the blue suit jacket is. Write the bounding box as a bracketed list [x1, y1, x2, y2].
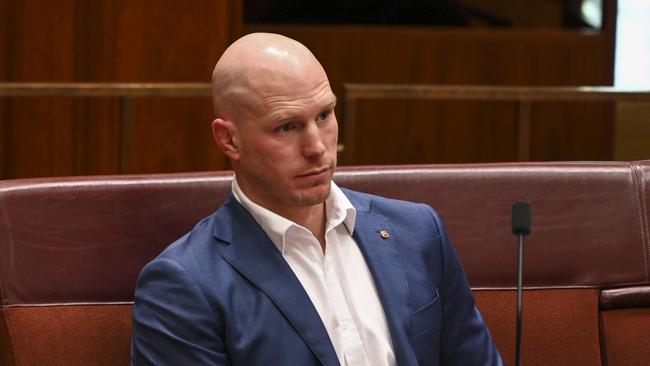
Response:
[132, 189, 502, 365]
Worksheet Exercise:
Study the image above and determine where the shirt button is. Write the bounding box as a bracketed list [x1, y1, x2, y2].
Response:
[341, 321, 349, 330]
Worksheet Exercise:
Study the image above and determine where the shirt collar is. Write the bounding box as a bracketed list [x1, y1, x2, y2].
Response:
[231, 176, 356, 254]
[325, 182, 356, 235]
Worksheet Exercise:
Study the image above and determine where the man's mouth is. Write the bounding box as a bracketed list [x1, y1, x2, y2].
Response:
[297, 167, 329, 178]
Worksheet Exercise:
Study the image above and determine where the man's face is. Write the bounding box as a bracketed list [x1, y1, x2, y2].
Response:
[233, 69, 338, 215]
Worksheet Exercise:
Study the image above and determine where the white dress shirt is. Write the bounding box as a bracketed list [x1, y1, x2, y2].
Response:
[232, 178, 396, 366]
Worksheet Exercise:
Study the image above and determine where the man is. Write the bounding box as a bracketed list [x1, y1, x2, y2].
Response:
[131, 32, 502, 365]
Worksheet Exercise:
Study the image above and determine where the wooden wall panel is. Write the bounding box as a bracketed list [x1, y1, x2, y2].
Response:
[2, 1, 79, 178]
[246, 25, 616, 164]
[0, 0, 4, 176]
[3, 1, 77, 81]
[531, 102, 614, 161]
[1, 0, 239, 179]
[0, 99, 4, 178]
[69, 1, 237, 82]
[2, 98, 121, 178]
[2, 1, 618, 176]
[354, 100, 517, 164]
[130, 98, 220, 173]
[245, 26, 614, 86]
[614, 102, 650, 160]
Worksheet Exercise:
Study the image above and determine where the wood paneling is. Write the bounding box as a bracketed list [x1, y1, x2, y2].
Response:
[614, 103, 650, 160]
[1, 1, 618, 176]
[246, 25, 616, 164]
[130, 98, 219, 173]
[354, 99, 518, 164]
[244, 26, 614, 86]
[1, 0, 239, 178]
[531, 102, 614, 161]
[2, 97, 121, 178]
[342, 85, 644, 164]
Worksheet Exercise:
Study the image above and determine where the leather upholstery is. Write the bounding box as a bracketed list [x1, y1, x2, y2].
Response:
[601, 286, 650, 310]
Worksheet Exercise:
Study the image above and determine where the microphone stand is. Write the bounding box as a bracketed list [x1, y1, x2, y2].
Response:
[512, 201, 531, 366]
[515, 232, 524, 366]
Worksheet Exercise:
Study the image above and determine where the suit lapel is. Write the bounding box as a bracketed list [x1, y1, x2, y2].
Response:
[213, 196, 339, 366]
[346, 190, 417, 366]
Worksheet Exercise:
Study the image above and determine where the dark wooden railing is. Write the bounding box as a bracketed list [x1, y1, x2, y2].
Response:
[343, 84, 650, 164]
[2, 83, 649, 169]
[0, 83, 211, 174]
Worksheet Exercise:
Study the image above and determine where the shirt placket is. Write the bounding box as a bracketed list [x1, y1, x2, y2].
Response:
[323, 233, 368, 366]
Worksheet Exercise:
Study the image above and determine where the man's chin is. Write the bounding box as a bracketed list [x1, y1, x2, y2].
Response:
[292, 184, 331, 207]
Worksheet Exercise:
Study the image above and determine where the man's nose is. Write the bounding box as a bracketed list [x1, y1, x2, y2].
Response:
[301, 123, 326, 158]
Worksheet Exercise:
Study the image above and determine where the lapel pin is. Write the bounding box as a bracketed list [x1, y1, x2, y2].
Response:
[379, 230, 390, 239]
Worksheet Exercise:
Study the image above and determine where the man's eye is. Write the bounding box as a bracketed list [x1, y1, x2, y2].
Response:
[317, 110, 331, 121]
[278, 123, 296, 132]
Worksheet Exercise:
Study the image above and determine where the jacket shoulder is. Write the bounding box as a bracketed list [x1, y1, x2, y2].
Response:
[341, 188, 435, 215]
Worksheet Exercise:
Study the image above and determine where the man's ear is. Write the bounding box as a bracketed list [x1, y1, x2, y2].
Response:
[211, 118, 240, 161]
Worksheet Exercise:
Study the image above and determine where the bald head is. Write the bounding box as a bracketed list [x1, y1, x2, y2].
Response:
[211, 33, 328, 122]
[209, 33, 339, 217]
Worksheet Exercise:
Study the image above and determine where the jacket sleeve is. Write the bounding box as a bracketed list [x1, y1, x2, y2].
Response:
[429, 207, 503, 366]
[131, 257, 230, 365]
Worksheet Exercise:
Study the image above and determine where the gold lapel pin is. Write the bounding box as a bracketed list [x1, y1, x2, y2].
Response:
[379, 230, 390, 239]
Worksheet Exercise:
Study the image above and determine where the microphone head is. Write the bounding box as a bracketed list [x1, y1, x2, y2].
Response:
[512, 202, 531, 236]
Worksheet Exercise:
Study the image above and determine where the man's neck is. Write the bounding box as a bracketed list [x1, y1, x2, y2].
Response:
[280, 203, 327, 253]
[232, 176, 329, 251]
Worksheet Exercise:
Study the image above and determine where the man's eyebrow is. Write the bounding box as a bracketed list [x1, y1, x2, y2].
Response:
[269, 97, 337, 122]
[321, 96, 337, 110]
[269, 111, 294, 122]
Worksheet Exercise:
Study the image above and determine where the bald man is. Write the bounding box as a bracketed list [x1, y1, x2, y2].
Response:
[131, 33, 502, 366]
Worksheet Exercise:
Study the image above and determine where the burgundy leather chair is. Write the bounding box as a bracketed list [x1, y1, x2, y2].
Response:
[1, 161, 649, 365]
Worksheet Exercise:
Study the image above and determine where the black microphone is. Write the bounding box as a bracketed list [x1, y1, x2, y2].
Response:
[512, 202, 531, 236]
[512, 202, 531, 366]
